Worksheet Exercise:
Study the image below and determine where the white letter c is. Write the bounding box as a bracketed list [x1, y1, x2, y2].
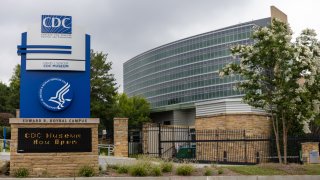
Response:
[42, 17, 51, 28]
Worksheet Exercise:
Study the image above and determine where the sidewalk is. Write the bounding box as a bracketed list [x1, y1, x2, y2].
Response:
[1, 175, 320, 180]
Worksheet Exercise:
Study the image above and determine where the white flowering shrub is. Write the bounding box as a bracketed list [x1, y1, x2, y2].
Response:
[221, 19, 320, 133]
[220, 19, 320, 163]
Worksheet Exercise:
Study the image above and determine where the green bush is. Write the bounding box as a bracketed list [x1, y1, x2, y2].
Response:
[161, 161, 173, 173]
[151, 166, 162, 176]
[108, 164, 119, 170]
[99, 148, 109, 156]
[78, 165, 95, 177]
[134, 154, 159, 162]
[116, 165, 130, 174]
[176, 164, 194, 176]
[218, 168, 224, 174]
[14, 167, 29, 178]
[204, 168, 213, 176]
[129, 162, 150, 176]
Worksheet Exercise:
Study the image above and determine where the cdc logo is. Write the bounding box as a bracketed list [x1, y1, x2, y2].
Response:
[41, 15, 72, 34]
[39, 78, 73, 111]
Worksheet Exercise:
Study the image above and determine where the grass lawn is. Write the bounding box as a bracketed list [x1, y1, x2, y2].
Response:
[302, 164, 320, 175]
[226, 164, 320, 175]
[226, 165, 287, 175]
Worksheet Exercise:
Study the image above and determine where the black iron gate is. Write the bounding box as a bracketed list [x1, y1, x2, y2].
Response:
[128, 126, 143, 156]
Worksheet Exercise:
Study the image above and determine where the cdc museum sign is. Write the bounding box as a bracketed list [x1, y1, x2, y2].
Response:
[10, 15, 99, 177]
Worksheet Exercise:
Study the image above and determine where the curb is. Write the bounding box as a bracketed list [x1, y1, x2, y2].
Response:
[0, 175, 320, 180]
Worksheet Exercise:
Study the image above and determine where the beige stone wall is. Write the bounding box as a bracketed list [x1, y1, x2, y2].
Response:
[10, 123, 99, 177]
[195, 113, 271, 136]
[301, 142, 319, 164]
[271, 6, 288, 23]
[113, 118, 128, 157]
[195, 113, 271, 163]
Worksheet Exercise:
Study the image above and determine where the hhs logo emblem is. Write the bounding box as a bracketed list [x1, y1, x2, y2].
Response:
[41, 15, 72, 34]
[39, 78, 73, 111]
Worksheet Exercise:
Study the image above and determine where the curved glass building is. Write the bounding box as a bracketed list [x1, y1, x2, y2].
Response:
[124, 7, 286, 125]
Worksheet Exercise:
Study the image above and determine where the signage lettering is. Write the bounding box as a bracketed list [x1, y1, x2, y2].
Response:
[18, 128, 91, 153]
[41, 15, 72, 34]
[14, 118, 92, 123]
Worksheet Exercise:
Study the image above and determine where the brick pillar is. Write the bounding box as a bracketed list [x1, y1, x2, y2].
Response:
[301, 142, 319, 164]
[114, 118, 128, 157]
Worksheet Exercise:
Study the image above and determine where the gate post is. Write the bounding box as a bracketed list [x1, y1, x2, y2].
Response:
[244, 130, 247, 163]
[158, 123, 162, 158]
[114, 118, 128, 157]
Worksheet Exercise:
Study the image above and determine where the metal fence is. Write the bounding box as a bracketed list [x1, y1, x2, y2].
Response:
[141, 123, 192, 157]
[137, 123, 320, 164]
[128, 126, 143, 156]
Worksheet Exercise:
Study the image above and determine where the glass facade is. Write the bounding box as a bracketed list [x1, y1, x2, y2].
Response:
[124, 18, 271, 112]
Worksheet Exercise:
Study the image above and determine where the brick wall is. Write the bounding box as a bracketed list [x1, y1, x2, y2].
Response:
[10, 123, 99, 177]
[195, 113, 271, 163]
[195, 113, 271, 136]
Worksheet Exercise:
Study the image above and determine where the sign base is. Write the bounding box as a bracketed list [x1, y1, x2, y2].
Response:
[9, 118, 99, 177]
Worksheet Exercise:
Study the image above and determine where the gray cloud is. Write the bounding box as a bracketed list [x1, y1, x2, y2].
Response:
[0, 0, 319, 92]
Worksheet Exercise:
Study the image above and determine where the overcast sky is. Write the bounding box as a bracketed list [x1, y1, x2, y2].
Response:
[0, 0, 319, 92]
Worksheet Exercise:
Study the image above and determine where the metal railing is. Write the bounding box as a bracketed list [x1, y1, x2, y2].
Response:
[98, 144, 114, 156]
[0, 139, 11, 152]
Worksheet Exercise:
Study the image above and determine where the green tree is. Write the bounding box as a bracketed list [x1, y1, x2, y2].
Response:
[0, 82, 9, 112]
[309, 118, 320, 136]
[113, 93, 151, 127]
[7, 64, 20, 114]
[90, 50, 118, 129]
[220, 19, 320, 164]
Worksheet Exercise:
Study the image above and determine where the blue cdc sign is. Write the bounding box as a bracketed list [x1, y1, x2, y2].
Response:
[41, 15, 72, 34]
[17, 15, 90, 118]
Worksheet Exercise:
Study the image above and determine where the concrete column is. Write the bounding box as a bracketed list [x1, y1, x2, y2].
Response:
[15, 109, 20, 118]
[113, 118, 128, 157]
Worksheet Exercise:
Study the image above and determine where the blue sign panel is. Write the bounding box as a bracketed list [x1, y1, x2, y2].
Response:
[18, 15, 90, 118]
[41, 15, 72, 34]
